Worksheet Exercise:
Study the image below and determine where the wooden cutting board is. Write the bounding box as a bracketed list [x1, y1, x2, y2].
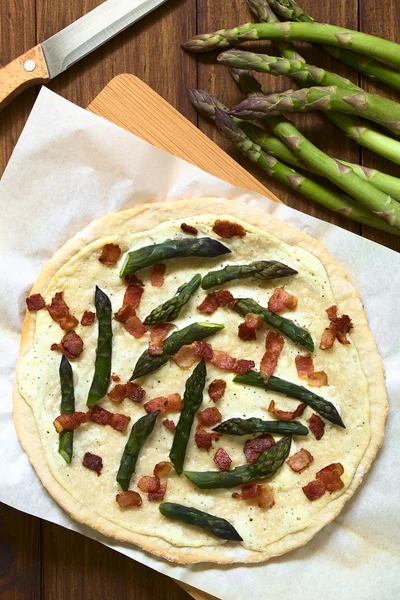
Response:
[87, 74, 280, 600]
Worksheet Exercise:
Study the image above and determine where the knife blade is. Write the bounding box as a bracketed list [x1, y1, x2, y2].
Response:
[0, 0, 168, 111]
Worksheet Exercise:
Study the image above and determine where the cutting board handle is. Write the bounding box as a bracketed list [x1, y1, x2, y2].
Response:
[0, 45, 50, 111]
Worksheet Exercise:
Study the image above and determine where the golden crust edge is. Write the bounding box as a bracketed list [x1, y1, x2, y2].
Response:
[13, 197, 388, 564]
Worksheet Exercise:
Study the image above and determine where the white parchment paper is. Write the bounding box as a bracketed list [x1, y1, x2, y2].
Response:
[0, 87, 399, 600]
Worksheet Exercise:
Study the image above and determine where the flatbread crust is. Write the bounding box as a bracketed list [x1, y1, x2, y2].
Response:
[13, 198, 388, 564]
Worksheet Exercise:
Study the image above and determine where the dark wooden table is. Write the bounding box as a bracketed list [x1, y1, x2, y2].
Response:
[1, 1, 399, 598]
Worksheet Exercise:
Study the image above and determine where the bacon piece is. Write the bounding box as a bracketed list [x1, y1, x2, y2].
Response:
[242, 484, 259, 499]
[148, 478, 167, 502]
[181, 223, 198, 235]
[238, 323, 256, 341]
[144, 393, 182, 414]
[268, 287, 298, 313]
[111, 375, 121, 382]
[257, 484, 275, 509]
[195, 429, 213, 449]
[107, 383, 127, 404]
[212, 219, 246, 238]
[295, 354, 314, 379]
[334, 315, 353, 345]
[108, 382, 145, 404]
[148, 323, 171, 356]
[208, 379, 226, 402]
[118, 308, 148, 339]
[238, 313, 264, 341]
[83, 452, 103, 475]
[260, 331, 284, 382]
[320, 323, 337, 350]
[53, 411, 90, 433]
[307, 371, 328, 387]
[26, 293, 45, 311]
[98, 243, 121, 266]
[81, 311, 95, 326]
[172, 345, 198, 369]
[47, 292, 78, 331]
[197, 407, 222, 428]
[286, 448, 314, 473]
[123, 276, 144, 310]
[308, 413, 325, 440]
[302, 479, 325, 501]
[193, 341, 255, 374]
[138, 476, 160, 493]
[116, 491, 142, 508]
[321, 306, 353, 349]
[197, 290, 235, 315]
[326, 305, 338, 321]
[244, 434, 275, 464]
[316, 463, 344, 492]
[51, 330, 84, 360]
[162, 418, 176, 432]
[193, 340, 214, 360]
[213, 448, 232, 471]
[245, 313, 264, 330]
[151, 263, 166, 287]
[90, 405, 131, 433]
[154, 461, 172, 477]
[268, 400, 307, 422]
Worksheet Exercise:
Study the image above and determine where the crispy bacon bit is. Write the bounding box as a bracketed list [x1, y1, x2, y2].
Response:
[334, 315, 353, 345]
[268, 287, 298, 313]
[238, 323, 256, 341]
[116, 491, 142, 508]
[286, 448, 314, 473]
[47, 292, 78, 331]
[295, 354, 314, 379]
[51, 330, 84, 360]
[108, 384, 127, 403]
[208, 379, 226, 402]
[114, 304, 133, 323]
[193, 342, 254, 374]
[172, 345, 198, 368]
[154, 461, 172, 477]
[245, 313, 264, 330]
[138, 476, 160, 493]
[197, 290, 235, 315]
[162, 418, 176, 432]
[81, 311, 95, 326]
[212, 219, 246, 238]
[149, 323, 171, 356]
[308, 371, 328, 387]
[197, 407, 222, 428]
[260, 331, 284, 382]
[144, 393, 182, 414]
[123, 276, 144, 310]
[320, 305, 353, 349]
[244, 434, 275, 464]
[53, 411, 90, 433]
[326, 305, 338, 321]
[308, 413, 326, 440]
[195, 429, 213, 449]
[316, 463, 344, 492]
[193, 340, 214, 360]
[320, 323, 337, 350]
[213, 448, 232, 471]
[268, 400, 307, 422]
[26, 293, 45, 312]
[151, 263, 166, 287]
[148, 478, 167, 502]
[83, 452, 103, 475]
[108, 382, 145, 404]
[242, 483, 259, 500]
[116, 305, 147, 339]
[181, 223, 198, 235]
[257, 484, 275, 509]
[90, 405, 130, 433]
[111, 375, 120, 382]
[302, 479, 326, 501]
[98, 243, 121, 265]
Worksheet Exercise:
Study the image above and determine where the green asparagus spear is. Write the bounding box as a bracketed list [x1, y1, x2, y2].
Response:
[266, 0, 312, 22]
[213, 417, 308, 436]
[58, 355, 75, 463]
[120, 238, 231, 277]
[87, 287, 112, 406]
[116, 410, 160, 491]
[182, 22, 400, 69]
[159, 503, 243, 541]
[234, 297, 314, 351]
[234, 370, 345, 427]
[130, 322, 224, 380]
[183, 436, 291, 489]
[201, 260, 297, 290]
[143, 274, 201, 325]
[170, 360, 207, 475]
[338, 161, 400, 200]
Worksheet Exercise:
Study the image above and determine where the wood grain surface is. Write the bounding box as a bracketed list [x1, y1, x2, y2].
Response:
[1, 1, 399, 599]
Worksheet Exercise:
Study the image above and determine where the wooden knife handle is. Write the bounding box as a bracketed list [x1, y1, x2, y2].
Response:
[0, 45, 50, 111]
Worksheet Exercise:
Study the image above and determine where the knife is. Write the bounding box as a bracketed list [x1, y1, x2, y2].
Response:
[0, 0, 168, 111]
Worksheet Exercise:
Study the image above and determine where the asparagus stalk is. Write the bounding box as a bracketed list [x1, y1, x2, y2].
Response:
[143, 274, 201, 325]
[183, 436, 291, 489]
[232, 86, 400, 136]
[265, 0, 312, 22]
[182, 22, 400, 69]
[130, 322, 223, 380]
[234, 370, 345, 427]
[213, 417, 309, 436]
[120, 238, 231, 277]
[58, 356, 75, 464]
[87, 287, 113, 406]
[159, 503, 243, 541]
[170, 360, 207, 475]
[214, 109, 400, 234]
[234, 297, 314, 351]
[201, 260, 297, 290]
[338, 162, 400, 200]
[229, 67, 264, 96]
[116, 411, 160, 491]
